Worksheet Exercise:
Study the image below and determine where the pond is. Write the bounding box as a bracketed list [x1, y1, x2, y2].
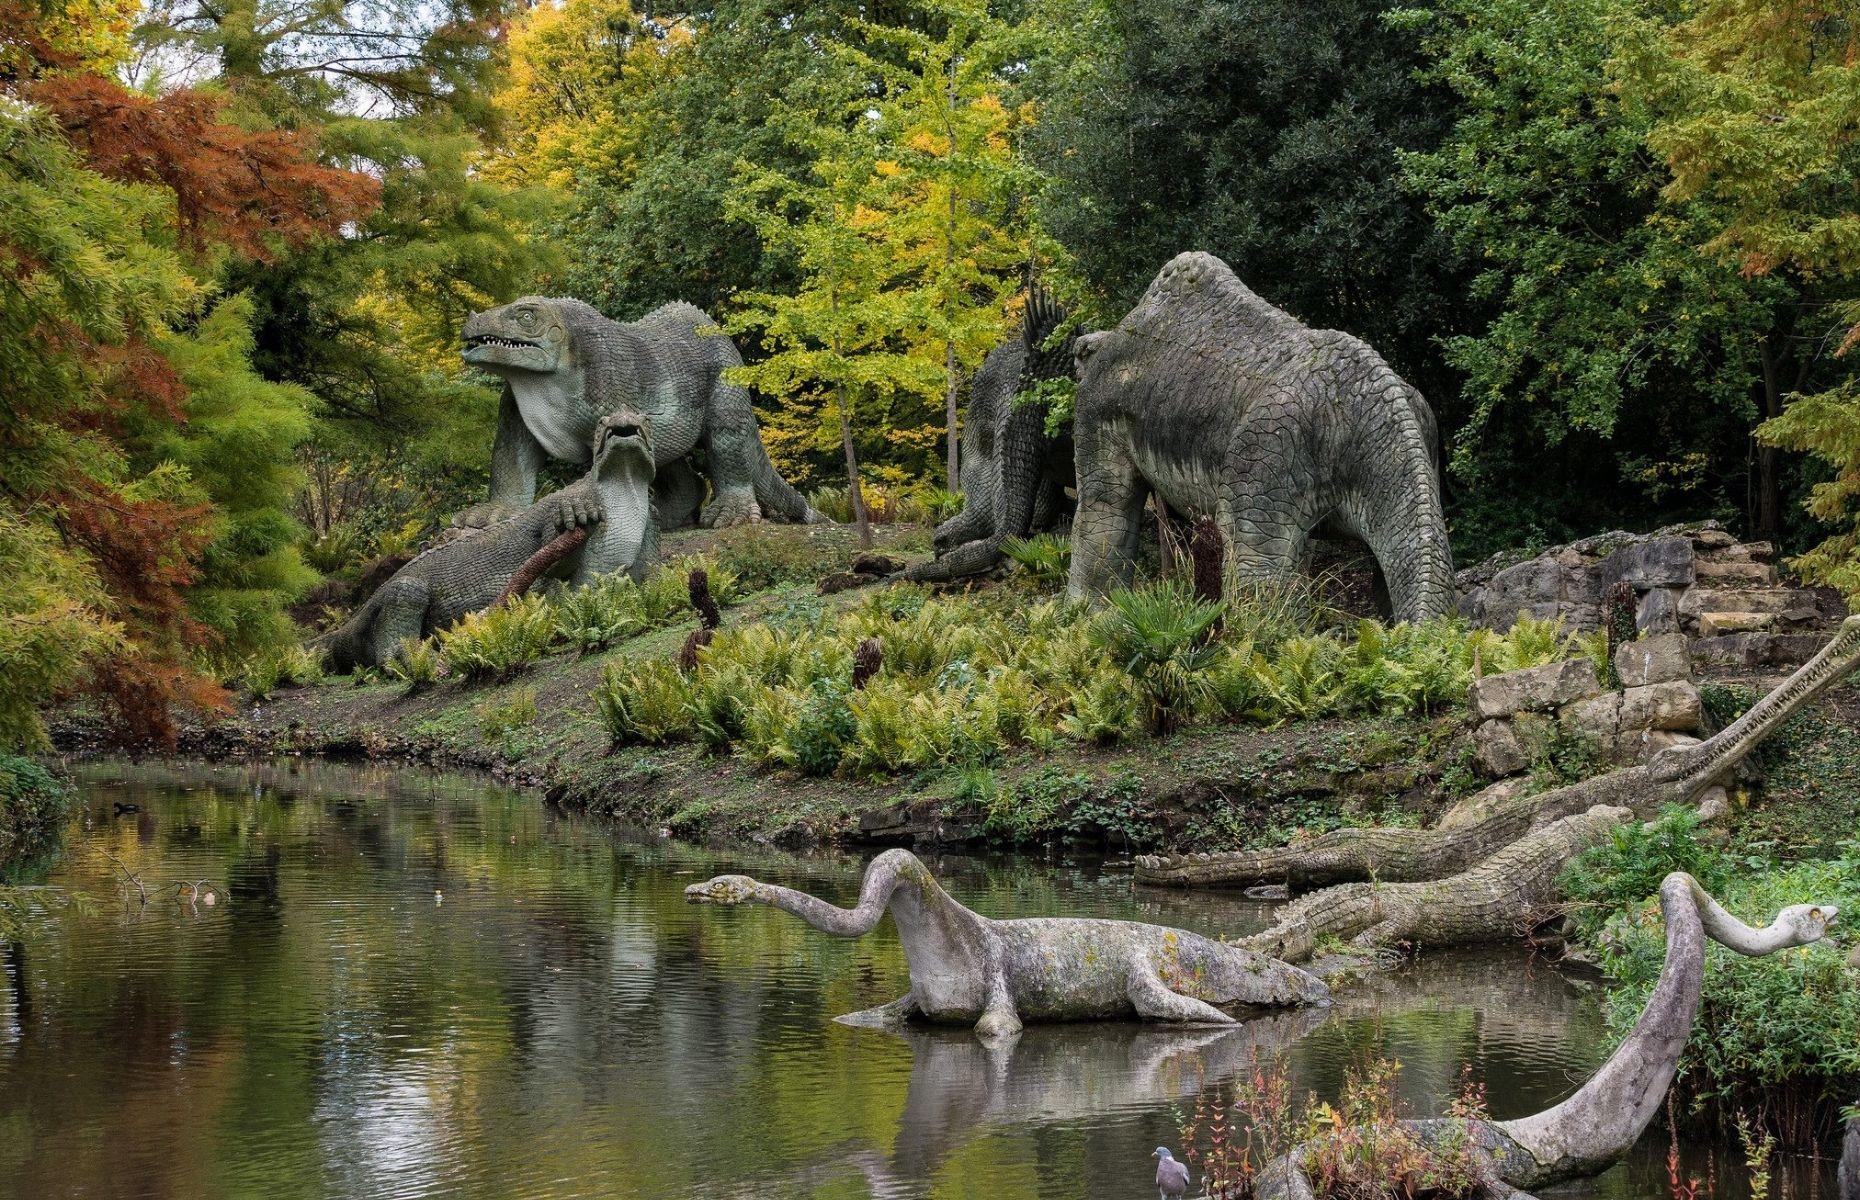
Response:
[0, 761, 1823, 1199]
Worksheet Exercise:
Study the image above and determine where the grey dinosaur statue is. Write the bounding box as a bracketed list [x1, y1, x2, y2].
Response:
[683, 848, 1329, 1040]
[314, 410, 657, 672]
[908, 291, 1074, 583]
[1255, 872, 1838, 1199]
[1842, 1106, 1859, 1200]
[1065, 252, 1454, 621]
[460, 296, 822, 529]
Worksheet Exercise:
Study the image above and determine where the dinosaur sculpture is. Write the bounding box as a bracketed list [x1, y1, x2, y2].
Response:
[683, 848, 1330, 1040]
[1843, 1108, 1859, 1200]
[907, 291, 1074, 583]
[1138, 618, 1860, 961]
[1254, 873, 1838, 1198]
[314, 411, 657, 672]
[1065, 252, 1454, 620]
[460, 296, 822, 530]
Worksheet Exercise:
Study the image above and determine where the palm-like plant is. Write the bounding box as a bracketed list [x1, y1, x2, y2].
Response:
[1093, 581, 1225, 735]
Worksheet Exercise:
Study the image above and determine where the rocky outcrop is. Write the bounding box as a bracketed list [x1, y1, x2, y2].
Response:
[1468, 637, 1704, 778]
[1066, 252, 1454, 621]
[684, 848, 1329, 1040]
[1458, 522, 1845, 669]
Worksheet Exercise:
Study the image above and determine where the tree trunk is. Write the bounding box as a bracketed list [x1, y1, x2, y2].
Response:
[839, 384, 872, 550]
[1756, 336, 1784, 541]
[945, 342, 960, 492]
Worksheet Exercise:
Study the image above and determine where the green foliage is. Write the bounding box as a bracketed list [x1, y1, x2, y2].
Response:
[437, 595, 557, 682]
[1001, 533, 1070, 586]
[1395, 0, 1798, 555]
[0, 755, 71, 867]
[476, 688, 538, 741]
[1559, 805, 1732, 940]
[553, 575, 651, 654]
[240, 643, 325, 699]
[595, 659, 696, 746]
[1589, 851, 1860, 1135]
[382, 637, 442, 693]
[0, 510, 121, 751]
[1092, 581, 1223, 735]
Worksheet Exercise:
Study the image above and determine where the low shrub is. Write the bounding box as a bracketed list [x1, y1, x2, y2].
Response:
[595, 658, 696, 746]
[241, 644, 326, 698]
[383, 636, 442, 693]
[1558, 805, 1732, 940]
[438, 595, 557, 682]
[0, 754, 69, 866]
[1092, 581, 1223, 735]
[476, 687, 538, 740]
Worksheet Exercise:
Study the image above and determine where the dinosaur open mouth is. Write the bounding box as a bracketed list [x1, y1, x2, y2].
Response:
[598, 420, 648, 454]
[464, 335, 540, 350]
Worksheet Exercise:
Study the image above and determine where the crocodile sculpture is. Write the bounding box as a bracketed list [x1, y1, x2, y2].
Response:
[1066, 252, 1454, 620]
[908, 291, 1074, 582]
[1255, 873, 1838, 1198]
[683, 848, 1330, 1040]
[460, 296, 822, 530]
[1138, 617, 1860, 962]
[314, 410, 657, 672]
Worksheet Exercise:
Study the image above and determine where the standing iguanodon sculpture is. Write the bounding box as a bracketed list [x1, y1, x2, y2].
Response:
[1253, 872, 1838, 1198]
[1066, 252, 1455, 621]
[684, 849, 1330, 1040]
[313, 411, 657, 672]
[907, 290, 1075, 583]
[460, 296, 823, 530]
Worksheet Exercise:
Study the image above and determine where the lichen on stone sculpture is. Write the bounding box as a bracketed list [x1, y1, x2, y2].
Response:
[683, 848, 1330, 1040]
[1065, 252, 1454, 621]
[1136, 617, 1860, 960]
[1253, 872, 1838, 1199]
[459, 296, 823, 530]
[907, 290, 1074, 583]
[313, 410, 657, 672]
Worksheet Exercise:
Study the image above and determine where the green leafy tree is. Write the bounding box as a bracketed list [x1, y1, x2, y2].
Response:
[1396, 0, 1807, 555]
[1614, 0, 1860, 595]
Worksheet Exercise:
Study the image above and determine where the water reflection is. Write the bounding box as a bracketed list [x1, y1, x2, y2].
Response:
[0, 759, 1820, 1199]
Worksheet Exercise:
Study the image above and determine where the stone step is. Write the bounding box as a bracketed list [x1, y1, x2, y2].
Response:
[1693, 559, 1776, 586]
[1697, 610, 1776, 637]
[1681, 588, 1793, 619]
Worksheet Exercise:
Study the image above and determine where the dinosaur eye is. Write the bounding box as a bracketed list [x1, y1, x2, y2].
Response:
[515, 308, 538, 330]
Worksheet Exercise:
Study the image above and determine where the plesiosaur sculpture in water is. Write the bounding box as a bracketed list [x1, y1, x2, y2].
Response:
[684, 848, 1329, 1040]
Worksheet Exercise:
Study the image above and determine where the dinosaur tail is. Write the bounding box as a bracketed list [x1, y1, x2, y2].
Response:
[750, 429, 827, 524]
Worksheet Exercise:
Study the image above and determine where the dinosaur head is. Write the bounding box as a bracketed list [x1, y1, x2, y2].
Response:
[591, 407, 654, 475]
[1774, 902, 1839, 948]
[462, 297, 573, 375]
[684, 875, 758, 905]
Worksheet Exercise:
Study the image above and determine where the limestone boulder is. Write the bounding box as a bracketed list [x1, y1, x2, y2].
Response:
[1600, 536, 1694, 590]
[1613, 633, 1691, 688]
[1619, 681, 1703, 732]
[1473, 719, 1528, 777]
[1469, 658, 1603, 720]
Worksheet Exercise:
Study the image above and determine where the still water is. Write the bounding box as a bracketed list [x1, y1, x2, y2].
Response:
[0, 760, 1811, 1199]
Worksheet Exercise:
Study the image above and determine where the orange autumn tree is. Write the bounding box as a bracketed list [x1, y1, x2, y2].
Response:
[0, 0, 377, 746]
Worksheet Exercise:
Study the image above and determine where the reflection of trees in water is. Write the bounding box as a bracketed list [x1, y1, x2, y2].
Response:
[3, 940, 26, 1032]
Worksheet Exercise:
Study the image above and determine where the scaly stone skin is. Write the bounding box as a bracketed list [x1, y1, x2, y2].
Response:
[1065, 252, 1454, 620]
[908, 291, 1074, 583]
[684, 848, 1329, 1040]
[314, 411, 657, 672]
[1138, 615, 1860, 893]
[1254, 874, 1838, 1199]
[460, 296, 822, 530]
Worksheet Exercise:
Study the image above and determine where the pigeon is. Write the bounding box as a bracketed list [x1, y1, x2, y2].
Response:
[1153, 1146, 1190, 1200]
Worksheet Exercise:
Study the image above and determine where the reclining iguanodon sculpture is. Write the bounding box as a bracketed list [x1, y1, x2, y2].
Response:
[1254, 872, 1838, 1198]
[313, 410, 657, 672]
[684, 849, 1330, 1040]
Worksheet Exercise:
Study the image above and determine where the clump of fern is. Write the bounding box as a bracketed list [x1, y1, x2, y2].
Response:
[241, 644, 325, 698]
[438, 595, 556, 682]
[1001, 533, 1071, 587]
[595, 658, 696, 745]
[383, 636, 442, 693]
